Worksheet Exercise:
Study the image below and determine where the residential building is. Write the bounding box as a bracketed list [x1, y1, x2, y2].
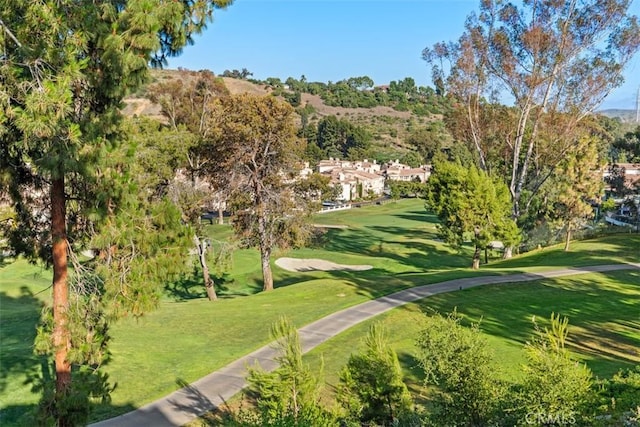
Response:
[382, 160, 431, 182]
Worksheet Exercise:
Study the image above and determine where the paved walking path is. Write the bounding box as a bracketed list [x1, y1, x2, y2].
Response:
[90, 263, 640, 427]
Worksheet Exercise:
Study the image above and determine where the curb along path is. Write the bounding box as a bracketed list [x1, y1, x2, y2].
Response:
[90, 263, 640, 427]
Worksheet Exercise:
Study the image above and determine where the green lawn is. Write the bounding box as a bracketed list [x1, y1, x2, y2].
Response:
[1, 199, 639, 425]
[0, 260, 51, 424]
[303, 270, 640, 392]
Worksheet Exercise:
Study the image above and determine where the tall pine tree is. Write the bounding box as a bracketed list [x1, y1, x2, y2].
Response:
[0, 1, 232, 424]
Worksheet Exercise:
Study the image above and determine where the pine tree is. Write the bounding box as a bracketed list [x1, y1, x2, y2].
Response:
[0, 1, 232, 424]
[337, 323, 413, 425]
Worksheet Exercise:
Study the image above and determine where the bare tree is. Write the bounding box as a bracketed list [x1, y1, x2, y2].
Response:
[424, 0, 640, 222]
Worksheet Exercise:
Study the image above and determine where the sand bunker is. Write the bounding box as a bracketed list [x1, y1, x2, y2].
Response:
[275, 257, 373, 272]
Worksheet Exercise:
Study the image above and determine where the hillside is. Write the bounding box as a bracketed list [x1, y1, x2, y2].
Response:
[125, 69, 418, 120]
[123, 68, 443, 159]
[123, 69, 640, 162]
[598, 108, 639, 124]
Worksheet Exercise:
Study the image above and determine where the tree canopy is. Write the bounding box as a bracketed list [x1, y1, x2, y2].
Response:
[202, 94, 311, 291]
[426, 160, 519, 268]
[0, 0, 232, 423]
[423, 0, 640, 223]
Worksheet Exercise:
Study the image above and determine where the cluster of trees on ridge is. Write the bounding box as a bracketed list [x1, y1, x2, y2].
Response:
[2, 0, 640, 425]
[265, 75, 449, 116]
[224, 313, 640, 426]
[219, 68, 450, 116]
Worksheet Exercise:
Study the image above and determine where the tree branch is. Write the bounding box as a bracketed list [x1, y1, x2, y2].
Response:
[0, 17, 22, 48]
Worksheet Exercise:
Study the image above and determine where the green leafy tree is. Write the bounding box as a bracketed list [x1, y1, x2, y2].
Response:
[399, 151, 424, 168]
[425, 160, 519, 269]
[388, 180, 428, 200]
[515, 314, 595, 425]
[204, 94, 311, 291]
[423, 0, 640, 223]
[404, 122, 450, 164]
[547, 135, 604, 251]
[611, 126, 640, 163]
[345, 76, 375, 91]
[0, 1, 231, 423]
[415, 310, 504, 426]
[337, 323, 413, 426]
[149, 70, 231, 300]
[243, 316, 336, 426]
[316, 115, 371, 159]
[222, 68, 253, 79]
[596, 366, 640, 425]
[294, 172, 341, 207]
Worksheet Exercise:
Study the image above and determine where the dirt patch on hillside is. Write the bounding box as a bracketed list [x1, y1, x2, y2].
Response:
[122, 97, 165, 121]
[221, 77, 271, 95]
[301, 93, 413, 120]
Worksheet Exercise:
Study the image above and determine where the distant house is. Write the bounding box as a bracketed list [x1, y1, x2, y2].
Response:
[603, 163, 640, 191]
[317, 158, 351, 174]
[617, 163, 640, 188]
[317, 158, 385, 201]
[382, 160, 431, 183]
[344, 170, 385, 199]
[317, 157, 381, 174]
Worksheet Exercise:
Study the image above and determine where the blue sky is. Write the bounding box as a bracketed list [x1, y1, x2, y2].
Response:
[168, 0, 640, 111]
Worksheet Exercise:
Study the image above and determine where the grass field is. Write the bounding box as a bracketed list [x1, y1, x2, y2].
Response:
[303, 270, 640, 391]
[1, 199, 639, 425]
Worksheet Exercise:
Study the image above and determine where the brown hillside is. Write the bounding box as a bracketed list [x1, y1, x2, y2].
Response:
[300, 93, 413, 120]
[125, 69, 418, 121]
[221, 77, 270, 95]
[123, 69, 442, 158]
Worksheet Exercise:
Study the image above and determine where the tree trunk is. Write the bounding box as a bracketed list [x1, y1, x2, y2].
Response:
[257, 211, 274, 291]
[51, 177, 72, 418]
[260, 246, 273, 291]
[217, 206, 224, 225]
[194, 235, 216, 301]
[472, 245, 481, 270]
[564, 227, 572, 252]
[503, 246, 513, 259]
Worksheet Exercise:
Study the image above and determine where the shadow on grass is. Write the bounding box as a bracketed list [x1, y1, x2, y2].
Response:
[165, 269, 325, 301]
[393, 210, 438, 224]
[165, 270, 255, 301]
[410, 269, 640, 378]
[0, 287, 46, 395]
[317, 225, 469, 273]
[499, 243, 640, 269]
[397, 350, 425, 385]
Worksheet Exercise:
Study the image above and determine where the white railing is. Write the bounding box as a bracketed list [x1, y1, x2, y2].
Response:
[605, 215, 636, 228]
[318, 204, 352, 214]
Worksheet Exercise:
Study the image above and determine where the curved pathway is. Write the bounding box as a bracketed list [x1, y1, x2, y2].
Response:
[90, 263, 640, 427]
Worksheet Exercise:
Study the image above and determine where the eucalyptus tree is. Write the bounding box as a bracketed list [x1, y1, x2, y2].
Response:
[0, 0, 231, 423]
[203, 94, 311, 291]
[423, 0, 640, 223]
